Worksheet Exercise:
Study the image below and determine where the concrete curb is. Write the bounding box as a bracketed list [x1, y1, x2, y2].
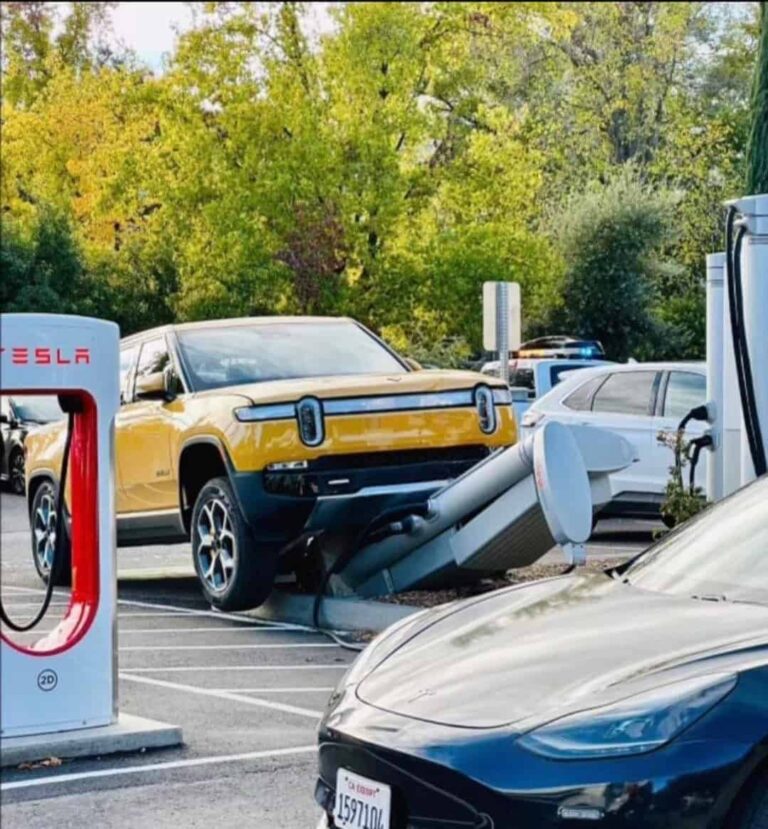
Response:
[245, 591, 420, 633]
[1, 713, 183, 768]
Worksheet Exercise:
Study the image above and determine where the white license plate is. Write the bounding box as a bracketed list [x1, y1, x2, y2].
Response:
[334, 768, 391, 829]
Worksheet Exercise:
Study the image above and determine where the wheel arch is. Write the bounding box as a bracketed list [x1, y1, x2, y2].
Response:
[178, 437, 235, 533]
[26, 469, 57, 519]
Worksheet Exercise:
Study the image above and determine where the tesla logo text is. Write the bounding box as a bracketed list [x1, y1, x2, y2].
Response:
[37, 669, 58, 692]
[0, 347, 91, 365]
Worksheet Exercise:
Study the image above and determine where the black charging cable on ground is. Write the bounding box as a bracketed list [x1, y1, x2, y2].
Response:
[312, 500, 431, 629]
[0, 401, 77, 632]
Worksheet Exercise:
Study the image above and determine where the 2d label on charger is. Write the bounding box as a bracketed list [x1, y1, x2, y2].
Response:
[37, 669, 58, 692]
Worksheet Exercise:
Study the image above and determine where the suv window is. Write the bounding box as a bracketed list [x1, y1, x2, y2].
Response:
[509, 368, 535, 394]
[591, 371, 658, 416]
[120, 346, 139, 404]
[663, 371, 706, 419]
[563, 375, 606, 411]
[550, 363, 593, 388]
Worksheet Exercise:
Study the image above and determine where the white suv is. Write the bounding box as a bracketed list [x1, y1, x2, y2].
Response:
[521, 362, 707, 520]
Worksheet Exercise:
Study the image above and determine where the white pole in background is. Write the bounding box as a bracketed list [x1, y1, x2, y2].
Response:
[706, 253, 724, 502]
[496, 281, 510, 386]
[720, 250, 743, 497]
[734, 194, 768, 486]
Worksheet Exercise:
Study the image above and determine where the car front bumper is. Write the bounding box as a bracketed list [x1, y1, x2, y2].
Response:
[314, 709, 755, 829]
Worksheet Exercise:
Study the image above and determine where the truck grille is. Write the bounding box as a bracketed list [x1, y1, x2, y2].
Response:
[309, 445, 490, 472]
[263, 446, 491, 498]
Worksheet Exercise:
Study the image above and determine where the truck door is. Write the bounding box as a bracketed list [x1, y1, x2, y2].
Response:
[116, 337, 178, 514]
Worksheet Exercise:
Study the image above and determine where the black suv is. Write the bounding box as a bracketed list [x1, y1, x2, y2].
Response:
[0, 396, 63, 495]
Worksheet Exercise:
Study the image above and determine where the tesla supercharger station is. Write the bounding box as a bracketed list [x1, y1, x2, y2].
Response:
[706, 194, 768, 500]
[0, 313, 120, 738]
[732, 194, 768, 485]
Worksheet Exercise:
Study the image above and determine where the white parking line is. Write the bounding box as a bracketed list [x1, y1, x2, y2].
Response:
[2, 587, 305, 632]
[210, 687, 335, 693]
[120, 672, 323, 719]
[0, 585, 68, 595]
[116, 597, 304, 630]
[118, 610, 201, 619]
[0, 602, 70, 608]
[119, 626, 297, 635]
[0, 744, 316, 792]
[122, 664, 349, 673]
[120, 643, 337, 651]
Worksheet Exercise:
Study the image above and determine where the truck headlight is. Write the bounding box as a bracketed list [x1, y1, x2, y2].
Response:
[518, 673, 736, 759]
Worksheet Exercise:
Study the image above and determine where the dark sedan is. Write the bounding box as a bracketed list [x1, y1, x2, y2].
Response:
[316, 477, 768, 829]
[0, 395, 63, 494]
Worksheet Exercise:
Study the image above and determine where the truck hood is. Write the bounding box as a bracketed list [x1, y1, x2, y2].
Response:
[195, 370, 503, 405]
[356, 573, 768, 729]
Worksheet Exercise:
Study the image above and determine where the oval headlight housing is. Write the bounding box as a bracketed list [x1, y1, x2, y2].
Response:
[518, 673, 737, 759]
[296, 396, 324, 447]
[474, 385, 497, 434]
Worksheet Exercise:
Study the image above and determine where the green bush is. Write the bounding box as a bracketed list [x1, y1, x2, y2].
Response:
[549, 173, 678, 361]
[657, 429, 708, 530]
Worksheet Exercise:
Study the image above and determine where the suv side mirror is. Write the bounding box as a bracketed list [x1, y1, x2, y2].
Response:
[135, 370, 175, 402]
[404, 357, 422, 371]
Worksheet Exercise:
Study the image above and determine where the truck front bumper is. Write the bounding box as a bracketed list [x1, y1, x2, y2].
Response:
[229, 446, 490, 553]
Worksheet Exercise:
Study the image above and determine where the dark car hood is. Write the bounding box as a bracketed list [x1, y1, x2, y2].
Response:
[357, 573, 768, 728]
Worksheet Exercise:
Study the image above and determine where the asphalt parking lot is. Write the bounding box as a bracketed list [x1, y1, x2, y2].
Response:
[1, 491, 356, 828]
[0, 490, 654, 828]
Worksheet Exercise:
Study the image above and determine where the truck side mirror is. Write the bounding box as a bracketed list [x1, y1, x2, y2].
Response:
[135, 371, 169, 401]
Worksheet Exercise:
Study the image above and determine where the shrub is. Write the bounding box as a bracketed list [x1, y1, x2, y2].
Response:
[550, 173, 678, 361]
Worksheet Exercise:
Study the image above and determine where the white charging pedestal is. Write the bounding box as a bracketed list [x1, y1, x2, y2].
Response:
[733, 195, 768, 485]
[0, 313, 181, 766]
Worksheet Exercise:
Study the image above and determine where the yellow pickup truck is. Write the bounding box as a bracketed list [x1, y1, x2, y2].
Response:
[26, 316, 516, 609]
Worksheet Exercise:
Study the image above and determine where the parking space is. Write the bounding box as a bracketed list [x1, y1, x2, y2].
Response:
[0, 491, 354, 828]
[0, 489, 652, 828]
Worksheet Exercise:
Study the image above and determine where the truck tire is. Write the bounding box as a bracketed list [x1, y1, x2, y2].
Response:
[9, 447, 26, 495]
[30, 479, 72, 586]
[191, 476, 276, 611]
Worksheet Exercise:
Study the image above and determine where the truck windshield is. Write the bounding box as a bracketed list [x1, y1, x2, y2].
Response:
[177, 321, 406, 390]
[12, 396, 64, 424]
[621, 477, 768, 607]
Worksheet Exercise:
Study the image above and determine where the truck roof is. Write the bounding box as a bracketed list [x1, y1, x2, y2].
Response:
[121, 315, 354, 345]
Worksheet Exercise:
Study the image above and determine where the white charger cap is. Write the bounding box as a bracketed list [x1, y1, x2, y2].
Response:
[532, 421, 593, 556]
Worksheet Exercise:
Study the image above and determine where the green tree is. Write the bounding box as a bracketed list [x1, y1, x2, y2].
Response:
[1, 209, 89, 314]
[551, 174, 678, 362]
[0, 1, 757, 356]
[1, 1, 116, 107]
[746, 2, 768, 194]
